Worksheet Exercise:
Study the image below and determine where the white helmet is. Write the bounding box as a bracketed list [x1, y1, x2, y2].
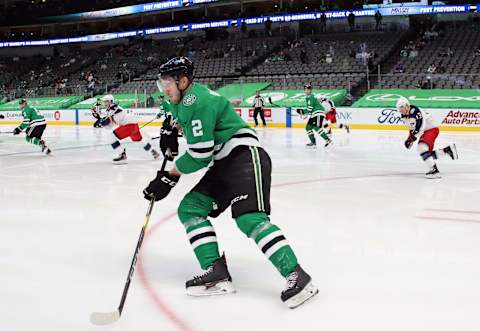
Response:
[102, 94, 114, 103]
[396, 96, 410, 110]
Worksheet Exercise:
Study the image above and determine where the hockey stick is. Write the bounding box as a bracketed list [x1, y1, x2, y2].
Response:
[139, 116, 158, 130]
[268, 96, 280, 108]
[90, 156, 169, 326]
[0, 131, 14, 134]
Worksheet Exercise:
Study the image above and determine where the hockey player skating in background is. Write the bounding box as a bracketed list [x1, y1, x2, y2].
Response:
[143, 57, 318, 308]
[297, 83, 332, 148]
[321, 96, 350, 136]
[396, 96, 458, 179]
[90, 98, 103, 128]
[95, 95, 160, 164]
[13, 99, 51, 154]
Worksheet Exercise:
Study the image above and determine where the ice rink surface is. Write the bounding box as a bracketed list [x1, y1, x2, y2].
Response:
[1, 125, 479, 331]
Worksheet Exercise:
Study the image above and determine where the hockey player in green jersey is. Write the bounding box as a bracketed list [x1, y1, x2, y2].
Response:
[143, 57, 318, 308]
[297, 83, 332, 148]
[13, 99, 51, 154]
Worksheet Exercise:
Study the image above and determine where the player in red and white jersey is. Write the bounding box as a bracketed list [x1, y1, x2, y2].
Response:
[396, 96, 458, 179]
[96, 95, 160, 163]
[321, 96, 350, 136]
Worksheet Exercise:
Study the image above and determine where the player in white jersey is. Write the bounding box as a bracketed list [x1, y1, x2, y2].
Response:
[321, 96, 350, 136]
[396, 96, 458, 179]
[96, 95, 160, 164]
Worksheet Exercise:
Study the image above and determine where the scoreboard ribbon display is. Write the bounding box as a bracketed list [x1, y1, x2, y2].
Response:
[0, 3, 476, 48]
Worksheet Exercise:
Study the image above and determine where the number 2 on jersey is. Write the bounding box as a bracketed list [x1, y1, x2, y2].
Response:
[192, 119, 203, 137]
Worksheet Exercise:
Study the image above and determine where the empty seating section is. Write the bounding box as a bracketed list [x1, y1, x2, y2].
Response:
[382, 25, 480, 89]
[3, 25, 478, 101]
[245, 32, 403, 89]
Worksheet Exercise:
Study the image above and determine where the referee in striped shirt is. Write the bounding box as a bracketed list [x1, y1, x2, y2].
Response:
[252, 91, 266, 127]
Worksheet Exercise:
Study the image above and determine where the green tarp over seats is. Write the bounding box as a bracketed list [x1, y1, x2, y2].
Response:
[240, 89, 348, 108]
[0, 96, 83, 111]
[217, 83, 271, 106]
[352, 89, 480, 109]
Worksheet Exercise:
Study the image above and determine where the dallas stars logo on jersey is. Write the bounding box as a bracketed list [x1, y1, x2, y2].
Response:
[183, 94, 197, 107]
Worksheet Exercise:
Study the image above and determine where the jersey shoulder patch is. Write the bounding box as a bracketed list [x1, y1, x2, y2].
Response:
[183, 94, 197, 107]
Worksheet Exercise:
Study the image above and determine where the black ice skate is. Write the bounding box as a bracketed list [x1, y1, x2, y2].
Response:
[281, 265, 318, 309]
[426, 165, 441, 179]
[186, 254, 235, 297]
[306, 142, 316, 148]
[324, 139, 333, 148]
[326, 129, 333, 139]
[345, 125, 350, 133]
[39, 140, 51, 155]
[151, 149, 160, 160]
[444, 144, 458, 160]
[113, 149, 127, 164]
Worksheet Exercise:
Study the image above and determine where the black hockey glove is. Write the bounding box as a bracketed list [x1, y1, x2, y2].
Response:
[0, 114, 4, 119]
[13, 127, 22, 135]
[296, 108, 305, 115]
[93, 119, 102, 128]
[143, 171, 180, 201]
[160, 117, 179, 161]
[98, 117, 111, 128]
[404, 135, 417, 149]
[91, 111, 101, 120]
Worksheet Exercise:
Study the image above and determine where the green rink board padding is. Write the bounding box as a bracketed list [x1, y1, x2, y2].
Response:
[353, 89, 480, 109]
[70, 92, 162, 109]
[0, 96, 83, 111]
[217, 83, 271, 102]
[240, 89, 348, 107]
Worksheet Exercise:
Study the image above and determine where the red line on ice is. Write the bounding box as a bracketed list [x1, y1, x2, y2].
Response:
[137, 211, 194, 331]
[416, 216, 480, 224]
[424, 208, 480, 215]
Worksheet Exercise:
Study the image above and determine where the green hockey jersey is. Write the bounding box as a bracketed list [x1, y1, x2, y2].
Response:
[19, 106, 47, 130]
[157, 99, 172, 118]
[160, 99, 171, 113]
[305, 94, 326, 116]
[169, 83, 260, 174]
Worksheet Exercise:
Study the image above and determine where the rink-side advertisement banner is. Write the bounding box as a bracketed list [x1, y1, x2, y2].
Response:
[0, 109, 76, 125]
[1, 108, 479, 131]
[311, 108, 480, 131]
[77, 108, 161, 125]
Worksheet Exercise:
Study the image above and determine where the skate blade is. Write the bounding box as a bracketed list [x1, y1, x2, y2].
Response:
[285, 282, 319, 309]
[324, 141, 334, 148]
[305, 145, 317, 149]
[186, 281, 236, 297]
[113, 161, 128, 165]
[426, 173, 442, 179]
[451, 144, 458, 160]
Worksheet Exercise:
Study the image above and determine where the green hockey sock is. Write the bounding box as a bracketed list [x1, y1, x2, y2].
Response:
[319, 130, 329, 141]
[306, 130, 316, 144]
[236, 212, 298, 277]
[178, 192, 220, 269]
[26, 136, 41, 145]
